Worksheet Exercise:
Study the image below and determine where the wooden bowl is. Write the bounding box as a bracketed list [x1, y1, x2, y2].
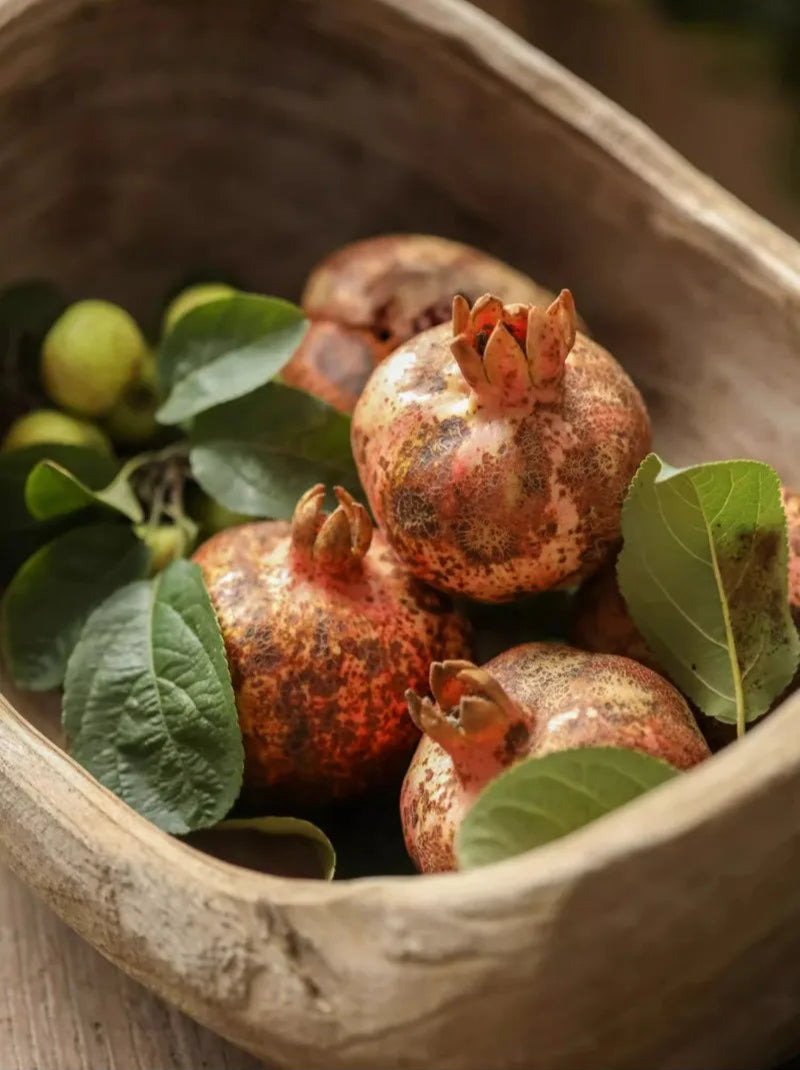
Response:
[1, 0, 800, 1067]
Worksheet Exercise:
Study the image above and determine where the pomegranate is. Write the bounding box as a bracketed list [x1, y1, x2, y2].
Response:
[193, 485, 470, 806]
[571, 563, 659, 669]
[352, 290, 651, 602]
[401, 644, 709, 873]
[282, 321, 377, 415]
[573, 485, 800, 661]
[282, 234, 553, 414]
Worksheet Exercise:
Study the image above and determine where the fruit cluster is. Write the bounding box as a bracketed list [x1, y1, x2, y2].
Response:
[3, 234, 798, 878]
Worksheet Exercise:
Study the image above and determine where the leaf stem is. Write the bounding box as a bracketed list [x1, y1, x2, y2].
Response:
[699, 482, 747, 738]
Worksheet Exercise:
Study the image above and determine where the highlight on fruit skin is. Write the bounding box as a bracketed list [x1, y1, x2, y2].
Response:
[400, 643, 710, 873]
[193, 485, 471, 807]
[572, 486, 800, 662]
[352, 290, 651, 602]
[282, 234, 554, 414]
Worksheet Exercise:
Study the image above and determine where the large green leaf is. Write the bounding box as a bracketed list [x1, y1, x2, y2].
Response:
[25, 458, 143, 523]
[2, 524, 150, 690]
[618, 455, 799, 733]
[189, 382, 360, 517]
[157, 294, 308, 424]
[63, 560, 243, 834]
[186, 817, 336, 880]
[456, 746, 678, 869]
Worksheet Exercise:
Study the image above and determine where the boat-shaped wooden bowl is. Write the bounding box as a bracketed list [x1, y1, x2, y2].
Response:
[1, 0, 800, 1067]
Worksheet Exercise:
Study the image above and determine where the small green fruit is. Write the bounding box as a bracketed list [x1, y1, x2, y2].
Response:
[2, 408, 113, 456]
[136, 523, 191, 576]
[105, 350, 161, 446]
[163, 283, 235, 336]
[42, 300, 148, 417]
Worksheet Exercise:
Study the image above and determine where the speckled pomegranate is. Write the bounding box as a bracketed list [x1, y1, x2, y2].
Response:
[400, 643, 710, 873]
[281, 234, 553, 413]
[193, 485, 471, 806]
[352, 290, 651, 602]
[573, 485, 800, 661]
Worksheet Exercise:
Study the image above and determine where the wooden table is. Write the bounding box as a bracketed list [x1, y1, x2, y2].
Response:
[0, 863, 266, 1070]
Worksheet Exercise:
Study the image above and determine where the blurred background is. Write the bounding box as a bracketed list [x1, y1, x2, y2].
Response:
[480, 0, 800, 239]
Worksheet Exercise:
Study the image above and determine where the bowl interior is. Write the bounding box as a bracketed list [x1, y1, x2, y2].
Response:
[0, 0, 799, 876]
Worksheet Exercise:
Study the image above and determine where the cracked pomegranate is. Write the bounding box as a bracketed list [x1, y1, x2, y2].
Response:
[193, 485, 470, 806]
[401, 643, 710, 872]
[352, 290, 651, 602]
[282, 234, 553, 413]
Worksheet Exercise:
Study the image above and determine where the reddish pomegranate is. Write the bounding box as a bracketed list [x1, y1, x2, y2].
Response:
[282, 321, 377, 415]
[282, 234, 553, 414]
[573, 485, 800, 661]
[401, 644, 710, 873]
[193, 485, 470, 806]
[352, 291, 651, 602]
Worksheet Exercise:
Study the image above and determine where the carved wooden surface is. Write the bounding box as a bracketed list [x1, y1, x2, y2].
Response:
[1, 0, 800, 1068]
[0, 863, 265, 1070]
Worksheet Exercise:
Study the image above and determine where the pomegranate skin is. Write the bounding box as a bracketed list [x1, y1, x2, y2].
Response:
[352, 292, 651, 602]
[401, 643, 709, 873]
[193, 486, 471, 807]
[571, 563, 660, 669]
[281, 321, 376, 415]
[282, 234, 553, 414]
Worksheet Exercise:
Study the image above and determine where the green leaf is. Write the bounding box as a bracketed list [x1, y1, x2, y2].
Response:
[156, 294, 308, 424]
[63, 559, 243, 834]
[617, 454, 799, 732]
[456, 746, 678, 869]
[25, 458, 143, 523]
[185, 817, 335, 880]
[2, 524, 150, 690]
[189, 382, 360, 517]
[0, 444, 117, 534]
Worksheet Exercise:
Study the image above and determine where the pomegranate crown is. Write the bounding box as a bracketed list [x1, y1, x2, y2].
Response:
[291, 484, 372, 574]
[406, 660, 528, 757]
[450, 289, 577, 406]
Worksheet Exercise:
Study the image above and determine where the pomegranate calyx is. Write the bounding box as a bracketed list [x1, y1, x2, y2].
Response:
[290, 483, 373, 574]
[450, 289, 577, 407]
[407, 660, 524, 755]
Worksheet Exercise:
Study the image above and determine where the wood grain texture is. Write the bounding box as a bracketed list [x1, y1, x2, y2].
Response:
[0, 0, 800, 1068]
[0, 864, 266, 1070]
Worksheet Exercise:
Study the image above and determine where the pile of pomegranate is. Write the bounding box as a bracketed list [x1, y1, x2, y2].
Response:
[192, 234, 798, 874]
